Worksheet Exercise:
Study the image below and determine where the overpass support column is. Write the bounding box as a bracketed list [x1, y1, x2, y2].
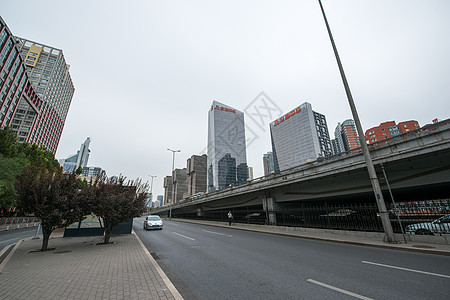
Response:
[263, 197, 277, 225]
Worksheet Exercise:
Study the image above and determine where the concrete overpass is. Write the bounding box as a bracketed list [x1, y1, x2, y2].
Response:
[154, 122, 450, 224]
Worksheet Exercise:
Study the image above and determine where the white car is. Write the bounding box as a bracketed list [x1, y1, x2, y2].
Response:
[405, 215, 450, 235]
[143, 215, 163, 230]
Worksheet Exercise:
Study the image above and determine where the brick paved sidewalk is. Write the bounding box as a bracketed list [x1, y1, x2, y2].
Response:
[0, 232, 183, 300]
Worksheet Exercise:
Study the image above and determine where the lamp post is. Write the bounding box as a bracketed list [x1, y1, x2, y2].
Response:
[317, 0, 397, 243]
[167, 148, 181, 219]
[148, 175, 156, 208]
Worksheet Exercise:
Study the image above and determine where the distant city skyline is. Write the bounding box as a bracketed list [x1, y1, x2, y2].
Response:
[2, 1, 449, 199]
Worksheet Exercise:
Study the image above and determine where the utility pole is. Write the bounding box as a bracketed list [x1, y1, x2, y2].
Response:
[318, 0, 397, 243]
[167, 148, 181, 219]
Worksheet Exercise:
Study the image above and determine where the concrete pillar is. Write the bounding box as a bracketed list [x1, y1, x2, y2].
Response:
[262, 197, 277, 225]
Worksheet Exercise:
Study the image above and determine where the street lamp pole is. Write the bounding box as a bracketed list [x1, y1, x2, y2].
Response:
[317, 0, 397, 243]
[167, 148, 181, 219]
[148, 175, 156, 208]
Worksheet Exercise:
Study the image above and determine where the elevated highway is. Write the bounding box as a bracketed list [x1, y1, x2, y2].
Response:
[155, 123, 450, 222]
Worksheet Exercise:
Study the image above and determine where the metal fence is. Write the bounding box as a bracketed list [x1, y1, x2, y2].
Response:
[171, 199, 450, 235]
[0, 217, 40, 229]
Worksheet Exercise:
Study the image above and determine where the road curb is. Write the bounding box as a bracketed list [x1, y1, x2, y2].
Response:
[0, 238, 24, 274]
[133, 230, 184, 300]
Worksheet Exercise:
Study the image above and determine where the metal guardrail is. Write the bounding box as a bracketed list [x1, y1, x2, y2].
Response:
[0, 217, 40, 230]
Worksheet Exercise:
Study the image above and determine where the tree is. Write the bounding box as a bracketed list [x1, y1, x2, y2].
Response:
[16, 165, 86, 251]
[92, 176, 148, 244]
[0, 127, 60, 210]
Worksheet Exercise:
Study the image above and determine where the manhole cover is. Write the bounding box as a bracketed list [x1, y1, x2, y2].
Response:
[412, 245, 435, 249]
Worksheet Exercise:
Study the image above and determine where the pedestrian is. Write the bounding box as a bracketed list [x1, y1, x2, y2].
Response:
[227, 211, 233, 226]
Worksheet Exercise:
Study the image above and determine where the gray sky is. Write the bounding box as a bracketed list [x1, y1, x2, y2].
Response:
[2, 0, 449, 199]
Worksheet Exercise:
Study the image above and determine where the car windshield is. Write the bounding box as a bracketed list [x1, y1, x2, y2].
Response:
[148, 216, 161, 221]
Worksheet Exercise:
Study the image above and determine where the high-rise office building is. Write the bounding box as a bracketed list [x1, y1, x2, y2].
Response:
[263, 152, 275, 176]
[333, 119, 360, 154]
[58, 137, 90, 173]
[247, 166, 254, 180]
[0, 17, 41, 141]
[270, 102, 332, 172]
[14, 37, 75, 153]
[365, 120, 420, 144]
[163, 176, 173, 206]
[186, 154, 207, 196]
[172, 168, 187, 204]
[207, 101, 247, 192]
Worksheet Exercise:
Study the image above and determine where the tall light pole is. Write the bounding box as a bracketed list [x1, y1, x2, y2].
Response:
[318, 0, 397, 243]
[148, 175, 156, 208]
[167, 148, 181, 219]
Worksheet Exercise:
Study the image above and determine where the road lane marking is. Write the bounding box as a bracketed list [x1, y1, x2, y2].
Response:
[201, 230, 232, 237]
[307, 279, 374, 300]
[362, 261, 450, 279]
[172, 232, 195, 241]
[0, 238, 21, 244]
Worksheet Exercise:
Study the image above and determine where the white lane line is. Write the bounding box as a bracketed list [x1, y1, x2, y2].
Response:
[172, 232, 195, 241]
[307, 279, 374, 300]
[362, 261, 450, 279]
[201, 230, 232, 237]
[0, 244, 15, 257]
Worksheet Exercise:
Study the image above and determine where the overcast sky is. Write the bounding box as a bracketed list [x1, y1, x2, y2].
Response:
[2, 0, 449, 199]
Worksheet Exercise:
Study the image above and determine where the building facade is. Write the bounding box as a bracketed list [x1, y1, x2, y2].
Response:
[59, 137, 90, 173]
[186, 154, 207, 196]
[0, 17, 41, 141]
[263, 151, 275, 176]
[270, 102, 332, 172]
[247, 166, 254, 180]
[172, 168, 187, 204]
[14, 37, 75, 153]
[207, 101, 247, 192]
[365, 120, 420, 144]
[163, 176, 173, 206]
[333, 119, 360, 154]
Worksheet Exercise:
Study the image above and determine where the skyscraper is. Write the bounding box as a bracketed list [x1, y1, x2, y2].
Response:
[263, 152, 275, 176]
[270, 102, 332, 172]
[0, 17, 41, 141]
[186, 154, 207, 196]
[14, 37, 75, 153]
[58, 137, 91, 173]
[172, 168, 187, 204]
[163, 176, 173, 206]
[333, 119, 360, 154]
[207, 101, 247, 192]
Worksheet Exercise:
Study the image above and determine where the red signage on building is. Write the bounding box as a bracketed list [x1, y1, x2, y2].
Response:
[211, 105, 236, 114]
[273, 107, 302, 126]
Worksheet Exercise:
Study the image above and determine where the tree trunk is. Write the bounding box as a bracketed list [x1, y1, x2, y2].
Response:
[102, 218, 114, 244]
[41, 225, 53, 251]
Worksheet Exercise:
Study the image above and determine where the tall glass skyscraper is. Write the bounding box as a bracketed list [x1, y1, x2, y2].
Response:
[207, 101, 247, 192]
[270, 102, 332, 172]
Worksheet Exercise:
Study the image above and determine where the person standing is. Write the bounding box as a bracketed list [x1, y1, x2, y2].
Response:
[227, 211, 233, 226]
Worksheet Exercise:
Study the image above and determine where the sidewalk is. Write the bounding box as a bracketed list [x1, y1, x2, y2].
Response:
[173, 218, 450, 256]
[0, 230, 183, 300]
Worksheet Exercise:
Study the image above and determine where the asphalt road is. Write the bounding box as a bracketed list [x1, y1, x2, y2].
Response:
[134, 218, 450, 300]
[0, 227, 40, 263]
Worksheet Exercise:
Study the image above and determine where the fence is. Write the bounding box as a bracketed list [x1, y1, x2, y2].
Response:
[0, 217, 40, 230]
[171, 199, 450, 234]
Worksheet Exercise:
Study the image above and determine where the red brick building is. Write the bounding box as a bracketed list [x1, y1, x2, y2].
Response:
[365, 120, 420, 144]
